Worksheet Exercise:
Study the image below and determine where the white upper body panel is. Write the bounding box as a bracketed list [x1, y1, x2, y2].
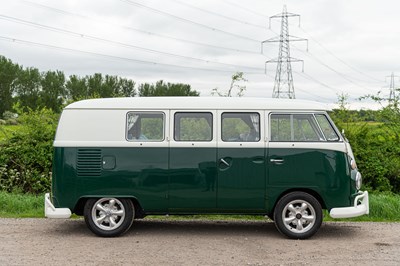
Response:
[64, 97, 330, 111]
[54, 97, 344, 152]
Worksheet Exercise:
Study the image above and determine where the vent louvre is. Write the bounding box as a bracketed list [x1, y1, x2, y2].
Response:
[77, 149, 102, 177]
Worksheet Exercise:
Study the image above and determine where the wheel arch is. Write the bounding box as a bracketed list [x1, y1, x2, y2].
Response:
[73, 196, 145, 218]
[269, 188, 326, 216]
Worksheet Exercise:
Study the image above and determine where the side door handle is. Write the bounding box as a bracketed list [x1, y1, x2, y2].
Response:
[270, 158, 284, 165]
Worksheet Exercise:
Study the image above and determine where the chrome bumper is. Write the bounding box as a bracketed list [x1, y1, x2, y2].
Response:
[329, 191, 369, 219]
[44, 193, 71, 219]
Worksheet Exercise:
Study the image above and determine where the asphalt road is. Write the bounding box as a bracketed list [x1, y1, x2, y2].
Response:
[0, 218, 399, 265]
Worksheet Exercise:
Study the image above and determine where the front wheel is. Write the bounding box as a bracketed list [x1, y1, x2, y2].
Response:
[273, 192, 322, 239]
[84, 198, 134, 237]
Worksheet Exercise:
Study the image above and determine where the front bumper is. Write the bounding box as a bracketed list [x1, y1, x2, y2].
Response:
[44, 193, 71, 218]
[329, 191, 369, 218]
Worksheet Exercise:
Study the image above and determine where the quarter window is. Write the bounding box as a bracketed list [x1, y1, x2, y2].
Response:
[222, 113, 260, 142]
[126, 112, 164, 141]
[315, 114, 339, 141]
[271, 114, 324, 142]
[174, 112, 213, 141]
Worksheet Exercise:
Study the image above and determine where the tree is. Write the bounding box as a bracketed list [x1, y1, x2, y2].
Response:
[212, 72, 247, 97]
[102, 75, 136, 98]
[65, 75, 89, 101]
[114, 77, 136, 97]
[40, 70, 66, 113]
[14, 67, 42, 111]
[138, 80, 199, 96]
[87, 73, 103, 97]
[0, 56, 20, 118]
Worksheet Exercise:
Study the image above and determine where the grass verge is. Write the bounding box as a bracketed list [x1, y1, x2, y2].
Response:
[0, 191, 399, 221]
[0, 191, 43, 218]
[324, 192, 400, 222]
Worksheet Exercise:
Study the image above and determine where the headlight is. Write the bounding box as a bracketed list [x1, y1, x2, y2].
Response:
[355, 172, 362, 190]
[350, 158, 357, 170]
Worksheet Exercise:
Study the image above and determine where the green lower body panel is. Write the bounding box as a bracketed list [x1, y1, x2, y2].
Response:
[52, 147, 352, 215]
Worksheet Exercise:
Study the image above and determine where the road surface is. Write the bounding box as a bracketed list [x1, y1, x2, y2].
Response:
[0, 218, 399, 265]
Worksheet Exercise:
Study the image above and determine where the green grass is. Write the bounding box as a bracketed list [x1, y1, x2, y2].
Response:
[0, 191, 43, 218]
[324, 192, 400, 222]
[0, 191, 399, 222]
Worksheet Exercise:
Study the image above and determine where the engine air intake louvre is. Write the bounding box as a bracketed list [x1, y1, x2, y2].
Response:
[77, 149, 102, 177]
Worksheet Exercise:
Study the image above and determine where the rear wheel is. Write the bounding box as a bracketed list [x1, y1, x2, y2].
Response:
[273, 192, 322, 239]
[84, 198, 134, 237]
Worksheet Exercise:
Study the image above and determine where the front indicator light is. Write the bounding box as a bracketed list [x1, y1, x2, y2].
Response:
[356, 172, 362, 190]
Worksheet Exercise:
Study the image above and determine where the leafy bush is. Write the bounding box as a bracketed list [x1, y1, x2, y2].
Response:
[331, 94, 400, 193]
[0, 108, 57, 194]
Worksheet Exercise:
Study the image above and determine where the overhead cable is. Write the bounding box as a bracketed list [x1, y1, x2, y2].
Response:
[0, 14, 262, 70]
[18, 0, 260, 54]
[0, 36, 264, 74]
[117, 0, 260, 43]
[170, 0, 266, 29]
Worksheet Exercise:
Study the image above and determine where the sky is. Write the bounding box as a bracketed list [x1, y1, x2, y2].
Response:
[0, 0, 399, 109]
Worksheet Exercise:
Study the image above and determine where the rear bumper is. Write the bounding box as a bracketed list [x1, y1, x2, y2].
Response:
[44, 193, 71, 219]
[329, 191, 369, 219]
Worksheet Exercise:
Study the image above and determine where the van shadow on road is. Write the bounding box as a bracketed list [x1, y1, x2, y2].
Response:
[53, 218, 362, 240]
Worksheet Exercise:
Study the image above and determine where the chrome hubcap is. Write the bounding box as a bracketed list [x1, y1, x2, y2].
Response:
[91, 198, 125, 231]
[282, 200, 316, 233]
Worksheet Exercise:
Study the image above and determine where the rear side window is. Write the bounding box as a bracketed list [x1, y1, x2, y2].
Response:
[127, 112, 164, 141]
[270, 114, 324, 142]
[174, 112, 213, 141]
[221, 113, 260, 142]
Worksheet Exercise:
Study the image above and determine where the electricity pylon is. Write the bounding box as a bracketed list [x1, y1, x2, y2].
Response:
[386, 72, 399, 101]
[262, 5, 308, 99]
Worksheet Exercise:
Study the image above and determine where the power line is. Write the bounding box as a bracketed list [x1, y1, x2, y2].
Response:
[117, 0, 260, 43]
[295, 71, 372, 101]
[9, 0, 375, 102]
[0, 36, 264, 74]
[221, 0, 268, 19]
[269, 18, 382, 85]
[18, 0, 260, 55]
[224, 2, 382, 86]
[297, 26, 382, 83]
[0, 14, 262, 71]
[295, 87, 333, 102]
[170, 0, 266, 29]
[296, 71, 340, 94]
[268, 22, 376, 91]
[290, 44, 377, 93]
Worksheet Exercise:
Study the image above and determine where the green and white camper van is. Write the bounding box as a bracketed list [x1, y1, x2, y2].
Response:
[45, 97, 369, 239]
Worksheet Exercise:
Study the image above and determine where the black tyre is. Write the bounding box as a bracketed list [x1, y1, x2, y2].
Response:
[273, 192, 322, 239]
[84, 198, 134, 237]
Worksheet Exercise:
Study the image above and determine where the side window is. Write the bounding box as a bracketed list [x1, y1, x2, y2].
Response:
[222, 113, 260, 142]
[271, 114, 291, 141]
[127, 112, 164, 141]
[293, 114, 322, 141]
[270, 114, 324, 142]
[315, 114, 339, 141]
[174, 112, 212, 141]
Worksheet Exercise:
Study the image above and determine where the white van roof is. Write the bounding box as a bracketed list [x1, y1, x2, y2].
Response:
[65, 97, 330, 111]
